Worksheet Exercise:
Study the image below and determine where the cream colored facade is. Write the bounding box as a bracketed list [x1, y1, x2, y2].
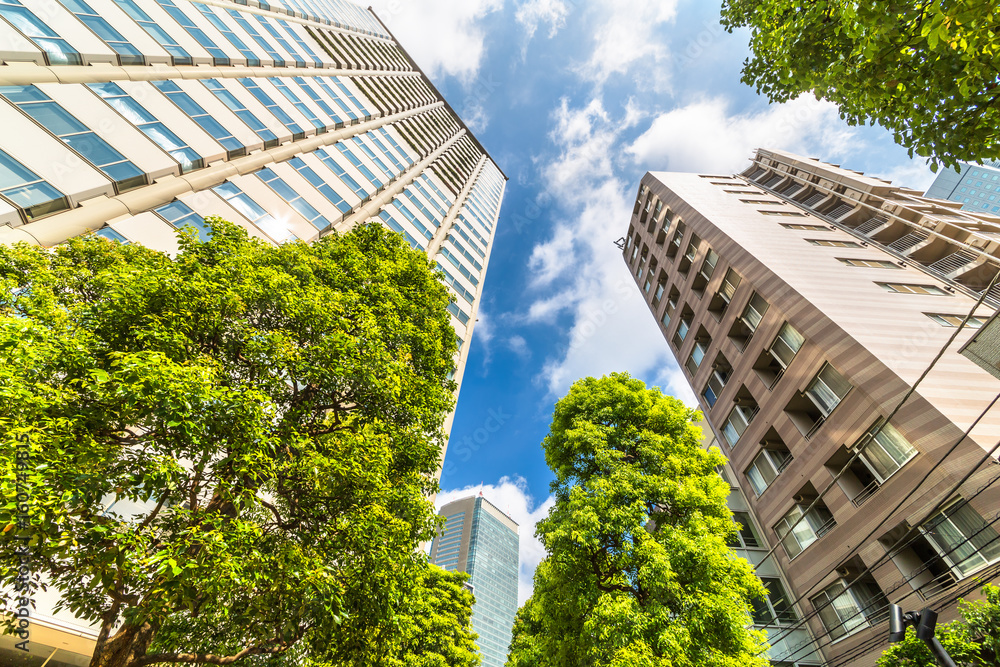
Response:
[0, 0, 504, 663]
[624, 149, 1000, 667]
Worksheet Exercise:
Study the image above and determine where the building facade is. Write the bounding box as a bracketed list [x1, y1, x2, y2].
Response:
[623, 148, 1000, 666]
[0, 0, 504, 664]
[430, 495, 519, 667]
[925, 161, 1000, 214]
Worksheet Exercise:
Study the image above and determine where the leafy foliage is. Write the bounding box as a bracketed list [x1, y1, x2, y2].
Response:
[0, 219, 458, 667]
[383, 564, 482, 667]
[506, 373, 768, 667]
[720, 0, 1000, 169]
[877, 585, 1000, 666]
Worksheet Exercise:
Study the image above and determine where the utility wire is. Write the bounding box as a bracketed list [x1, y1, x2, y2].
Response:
[765, 391, 1000, 653]
[769, 457, 1000, 665]
[775, 492, 1000, 665]
[752, 268, 1000, 579]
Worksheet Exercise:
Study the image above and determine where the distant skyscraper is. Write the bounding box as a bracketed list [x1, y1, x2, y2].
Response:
[0, 0, 503, 663]
[430, 495, 519, 667]
[925, 160, 1000, 213]
[623, 148, 1000, 666]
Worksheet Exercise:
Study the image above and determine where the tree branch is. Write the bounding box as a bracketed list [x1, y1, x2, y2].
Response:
[132, 636, 297, 666]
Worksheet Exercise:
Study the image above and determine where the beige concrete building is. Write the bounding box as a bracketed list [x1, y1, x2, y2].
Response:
[623, 149, 1000, 666]
[0, 0, 504, 664]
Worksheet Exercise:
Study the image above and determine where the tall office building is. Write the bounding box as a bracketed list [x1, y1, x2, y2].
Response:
[0, 0, 503, 664]
[430, 495, 519, 667]
[925, 160, 1000, 214]
[623, 148, 1000, 666]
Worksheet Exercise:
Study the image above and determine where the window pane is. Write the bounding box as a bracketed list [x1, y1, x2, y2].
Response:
[62, 133, 126, 167]
[3, 181, 63, 208]
[22, 101, 88, 135]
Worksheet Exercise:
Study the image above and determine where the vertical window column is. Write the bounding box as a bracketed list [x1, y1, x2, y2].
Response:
[0, 85, 145, 191]
[0, 0, 81, 65]
[58, 0, 142, 64]
[153, 80, 246, 158]
[89, 82, 203, 173]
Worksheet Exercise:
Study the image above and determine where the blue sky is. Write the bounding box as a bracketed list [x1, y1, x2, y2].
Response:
[369, 0, 940, 603]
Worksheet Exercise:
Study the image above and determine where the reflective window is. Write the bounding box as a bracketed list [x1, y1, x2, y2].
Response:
[857, 422, 917, 483]
[378, 209, 418, 249]
[202, 79, 277, 145]
[390, 199, 432, 239]
[275, 18, 322, 64]
[193, 3, 259, 65]
[335, 143, 381, 187]
[877, 282, 949, 295]
[752, 578, 797, 626]
[225, 8, 283, 65]
[804, 364, 852, 418]
[253, 15, 305, 67]
[776, 503, 836, 559]
[811, 580, 887, 640]
[89, 82, 202, 173]
[268, 77, 324, 129]
[58, 0, 142, 64]
[154, 0, 228, 63]
[922, 500, 1000, 577]
[94, 227, 127, 242]
[315, 77, 358, 120]
[0, 85, 145, 190]
[437, 247, 478, 286]
[370, 129, 407, 171]
[152, 80, 244, 156]
[0, 148, 68, 219]
[291, 76, 341, 123]
[238, 78, 303, 136]
[288, 156, 350, 213]
[0, 0, 81, 65]
[926, 313, 987, 328]
[214, 181, 294, 242]
[154, 200, 210, 240]
[313, 147, 366, 197]
[351, 136, 394, 179]
[112, 0, 191, 64]
[256, 166, 329, 230]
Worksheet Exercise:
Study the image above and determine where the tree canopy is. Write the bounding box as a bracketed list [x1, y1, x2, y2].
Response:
[0, 219, 458, 667]
[877, 585, 1000, 667]
[720, 0, 1000, 170]
[383, 564, 482, 667]
[506, 373, 768, 667]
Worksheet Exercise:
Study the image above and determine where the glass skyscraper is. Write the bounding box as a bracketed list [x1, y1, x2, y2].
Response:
[925, 160, 1000, 213]
[430, 495, 519, 667]
[0, 0, 504, 664]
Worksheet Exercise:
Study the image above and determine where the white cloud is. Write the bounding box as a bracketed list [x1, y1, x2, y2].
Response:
[515, 0, 570, 40]
[463, 101, 490, 134]
[507, 335, 531, 360]
[870, 158, 937, 192]
[575, 0, 680, 90]
[436, 477, 554, 605]
[626, 96, 862, 174]
[369, 0, 502, 83]
[627, 96, 859, 173]
[526, 225, 575, 287]
[526, 98, 694, 404]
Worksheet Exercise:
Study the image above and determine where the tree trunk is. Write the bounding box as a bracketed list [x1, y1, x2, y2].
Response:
[89, 622, 158, 667]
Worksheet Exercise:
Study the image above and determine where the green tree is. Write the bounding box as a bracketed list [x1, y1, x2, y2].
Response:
[506, 373, 768, 667]
[877, 585, 1000, 667]
[720, 0, 1000, 169]
[0, 219, 458, 667]
[384, 563, 482, 667]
